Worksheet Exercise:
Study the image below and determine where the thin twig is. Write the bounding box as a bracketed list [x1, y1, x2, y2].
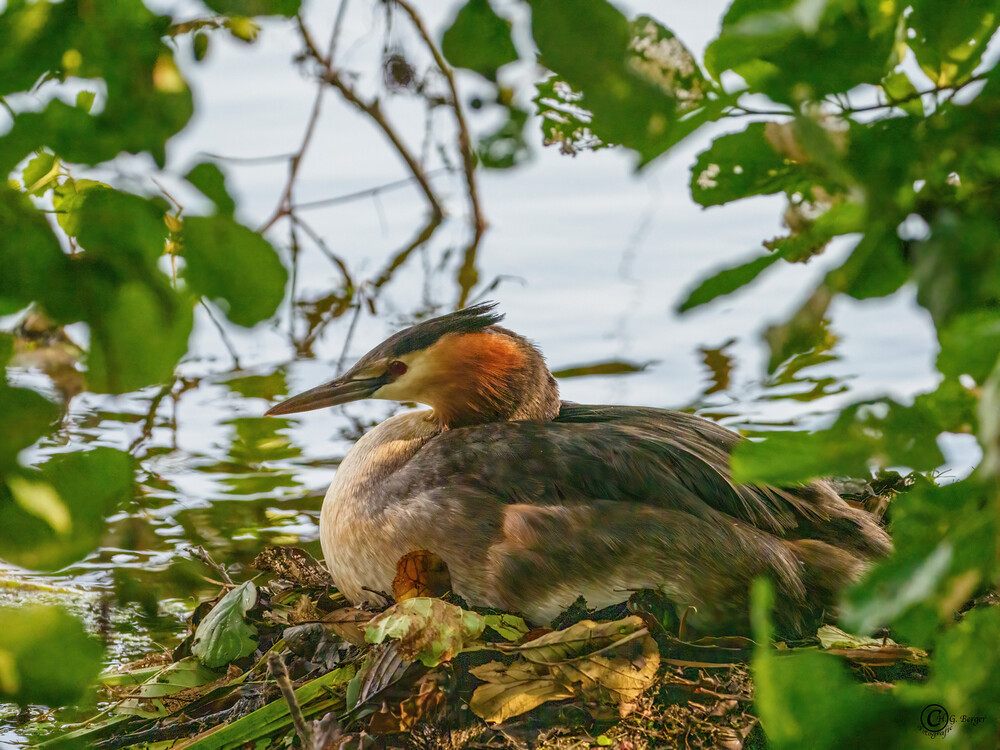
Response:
[188, 545, 235, 586]
[199, 299, 241, 369]
[326, 0, 351, 65]
[259, 14, 344, 233]
[296, 15, 445, 222]
[370, 214, 442, 290]
[128, 379, 176, 455]
[197, 151, 297, 164]
[320, 68, 445, 222]
[290, 214, 353, 287]
[288, 219, 300, 339]
[391, 0, 486, 240]
[336, 298, 365, 376]
[291, 167, 453, 212]
[268, 653, 315, 750]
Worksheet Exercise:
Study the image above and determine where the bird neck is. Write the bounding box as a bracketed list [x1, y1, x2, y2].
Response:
[429, 328, 561, 429]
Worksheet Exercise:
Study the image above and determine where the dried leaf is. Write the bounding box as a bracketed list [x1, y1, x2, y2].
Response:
[252, 546, 332, 587]
[469, 660, 576, 724]
[322, 607, 375, 647]
[355, 643, 410, 706]
[512, 616, 647, 664]
[367, 672, 446, 733]
[391, 550, 452, 601]
[470, 616, 660, 724]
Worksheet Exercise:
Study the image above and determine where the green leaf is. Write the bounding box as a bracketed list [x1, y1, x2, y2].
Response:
[840, 542, 953, 638]
[181, 215, 287, 327]
[201, 0, 301, 16]
[77, 188, 168, 268]
[76, 89, 96, 113]
[193, 32, 210, 62]
[732, 396, 948, 486]
[527, 0, 725, 165]
[191, 581, 259, 668]
[483, 613, 529, 641]
[690, 123, 814, 207]
[0, 385, 59, 471]
[842, 480, 995, 645]
[750, 580, 909, 750]
[913, 209, 1000, 326]
[85, 282, 194, 394]
[366, 597, 485, 667]
[0, 605, 103, 707]
[0, 448, 133, 571]
[0, 187, 73, 316]
[678, 252, 779, 312]
[22, 152, 59, 195]
[442, 0, 518, 82]
[224, 16, 261, 43]
[908, 0, 998, 86]
[533, 77, 607, 156]
[52, 178, 106, 238]
[914, 606, 1000, 747]
[937, 310, 1000, 383]
[114, 657, 221, 718]
[825, 227, 910, 300]
[0, 1, 193, 168]
[183, 667, 354, 750]
[880, 71, 924, 117]
[186, 162, 235, 216]
[705, 0, 900, 103]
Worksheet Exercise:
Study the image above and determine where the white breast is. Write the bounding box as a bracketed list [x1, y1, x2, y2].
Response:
[318, 410, 440, 605]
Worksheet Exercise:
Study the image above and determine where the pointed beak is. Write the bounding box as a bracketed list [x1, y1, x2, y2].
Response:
[264, 375, 386, 416]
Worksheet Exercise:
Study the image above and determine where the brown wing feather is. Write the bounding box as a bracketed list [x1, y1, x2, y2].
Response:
[387, 402, 890, 559]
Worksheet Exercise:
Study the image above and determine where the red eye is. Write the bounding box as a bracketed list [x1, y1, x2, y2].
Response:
[388, 360, 408, 377]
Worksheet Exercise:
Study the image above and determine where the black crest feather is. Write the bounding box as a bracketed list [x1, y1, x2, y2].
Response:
[370, 302, 505, 361]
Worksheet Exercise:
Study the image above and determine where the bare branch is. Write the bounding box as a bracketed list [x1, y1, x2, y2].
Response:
[199, 299, 241, 369]
[322, 68, 445, 222]
[391, 0, 487, 242]
[259, 12, 346, 233]
[290, 214, 353, 288]
[297, 13, 445, 223]
[292, 167, 453, 212]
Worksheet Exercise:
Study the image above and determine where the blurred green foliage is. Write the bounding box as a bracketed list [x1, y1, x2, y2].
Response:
[0, 606, 103, 707]
[0, 0, 289, 709]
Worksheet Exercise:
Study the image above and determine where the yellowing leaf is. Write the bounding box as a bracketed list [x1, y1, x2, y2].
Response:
[365, 597, 485, 667]
[6, 477, 69, 535]
[483, 613, 529, 641]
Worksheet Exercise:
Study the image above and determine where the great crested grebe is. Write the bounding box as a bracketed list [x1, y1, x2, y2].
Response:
[266, 303, 891, 635]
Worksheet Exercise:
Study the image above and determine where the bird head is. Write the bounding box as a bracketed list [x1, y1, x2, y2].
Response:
[265, 302, 560, 427]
